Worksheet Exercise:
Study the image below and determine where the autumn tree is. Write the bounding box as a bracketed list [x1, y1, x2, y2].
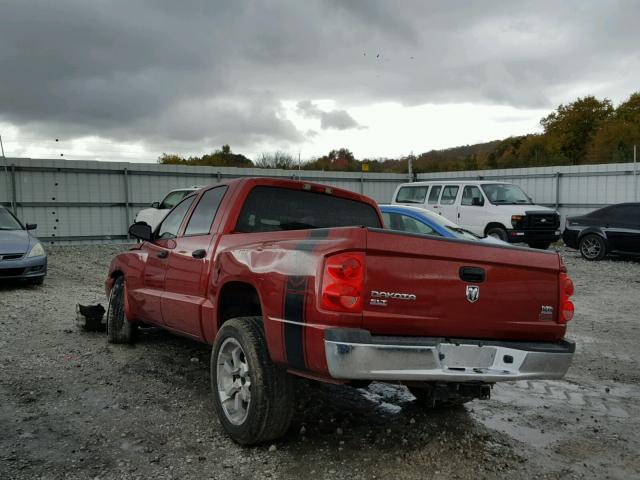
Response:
[304, 148, 359, 171]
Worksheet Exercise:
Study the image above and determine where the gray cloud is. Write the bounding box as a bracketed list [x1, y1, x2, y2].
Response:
[0, 0, 639, 156]
[296, 100, 365, 130]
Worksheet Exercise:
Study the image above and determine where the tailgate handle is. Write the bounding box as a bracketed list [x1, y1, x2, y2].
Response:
[459, 266, 485, 283]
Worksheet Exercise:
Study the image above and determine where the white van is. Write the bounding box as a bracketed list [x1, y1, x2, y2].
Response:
[134, 186, 203, 231]
[391, 180, 560, 249]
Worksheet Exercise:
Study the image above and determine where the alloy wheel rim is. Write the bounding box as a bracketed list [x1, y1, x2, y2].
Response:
[581, 237, 601, 258]
[216, 337, 251, 425]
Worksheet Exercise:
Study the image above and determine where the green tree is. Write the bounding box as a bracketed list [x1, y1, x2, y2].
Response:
[158, 153, 185, 164]
[541, 96, 614, 164]
[158, 146, 253, 168]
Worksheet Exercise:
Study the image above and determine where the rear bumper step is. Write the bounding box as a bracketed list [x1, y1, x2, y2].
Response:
[324, 329, 574, 383]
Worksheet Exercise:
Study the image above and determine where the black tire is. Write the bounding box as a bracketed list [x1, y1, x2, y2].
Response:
[485, 226, 508, 242]
[579, 234, 607, 261]
[211, 316, 294, 445]
[107, 277, 137, 344]
[28, 276, 44, 286]
[528, 242, 551, 250]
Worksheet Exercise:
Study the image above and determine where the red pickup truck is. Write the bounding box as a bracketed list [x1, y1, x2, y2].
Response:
[105, 178, 575, 445]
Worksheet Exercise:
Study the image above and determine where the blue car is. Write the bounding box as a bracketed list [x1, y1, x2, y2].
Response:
[0, 206, 47, 285]
[379, 204, 507, 244]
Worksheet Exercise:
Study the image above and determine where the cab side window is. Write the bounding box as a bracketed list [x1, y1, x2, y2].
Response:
[461, 186, 484, 206]
[427, 186, 442, 204]
[440, 185, 460, 205]
[157, 196, 196, 239]
[184, 187, 227, 236]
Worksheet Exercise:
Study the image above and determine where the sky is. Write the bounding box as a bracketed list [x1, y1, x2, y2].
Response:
[1, 0, 639, 163]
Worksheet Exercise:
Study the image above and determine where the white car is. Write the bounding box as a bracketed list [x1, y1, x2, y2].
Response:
[134, 187, 203, 231]
[391, 180, 561, 249]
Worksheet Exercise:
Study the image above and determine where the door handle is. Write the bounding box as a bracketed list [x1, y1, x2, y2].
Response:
[192, 249, 206, 259]
[157, 250, 169, 259]
[459, 266, 485, 283]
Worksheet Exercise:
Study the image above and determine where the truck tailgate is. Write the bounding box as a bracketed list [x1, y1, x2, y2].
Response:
[363, 229, 565, 342]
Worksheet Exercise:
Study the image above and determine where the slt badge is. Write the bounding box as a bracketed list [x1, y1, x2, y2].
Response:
[370, 290, 416, 307]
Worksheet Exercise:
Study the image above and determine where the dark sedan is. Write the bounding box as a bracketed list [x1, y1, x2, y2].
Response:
[563, 202, 640, 261]
[0, 206, 47, 285]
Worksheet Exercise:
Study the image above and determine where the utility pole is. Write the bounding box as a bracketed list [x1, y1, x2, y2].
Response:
[1, 134, 9, 186]
[634, 144, 637, 201]
[408, 151, 413, 183]
[0, 134, 12, 213]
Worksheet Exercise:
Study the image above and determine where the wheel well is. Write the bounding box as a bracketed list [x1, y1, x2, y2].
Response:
[579, 230, 608, 245]
[218, 282, 262, 327]
[110, 270, 124, 279]
[484, 222, 507, 235]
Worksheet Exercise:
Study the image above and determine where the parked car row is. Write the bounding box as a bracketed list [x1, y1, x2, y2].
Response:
[392, 180, 561, 249]
[391, 180, 639, 261]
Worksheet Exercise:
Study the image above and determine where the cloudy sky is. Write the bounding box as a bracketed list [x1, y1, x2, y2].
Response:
[1, 0, 639, 163]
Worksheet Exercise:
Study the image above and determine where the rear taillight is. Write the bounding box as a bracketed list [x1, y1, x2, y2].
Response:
[558, 264, 575, 324]
[321, 252, 365, 313]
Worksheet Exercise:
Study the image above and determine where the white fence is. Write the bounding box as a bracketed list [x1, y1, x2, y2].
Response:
[1, 157, 638, 244]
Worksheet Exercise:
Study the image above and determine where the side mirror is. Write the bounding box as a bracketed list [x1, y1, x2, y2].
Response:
[151, 201, 160, 208]
[25, 223, 37, 230]
[129, 222, 153, 241]
[472, 197, 484, 206]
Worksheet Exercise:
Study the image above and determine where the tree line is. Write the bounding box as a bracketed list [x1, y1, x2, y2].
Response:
[159, 91, 640, 173]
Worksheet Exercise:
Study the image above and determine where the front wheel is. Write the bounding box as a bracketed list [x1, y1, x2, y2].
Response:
[485, 226, 508, 242]
[579, 234, 607, 261]
[211, 317, 294, 445]
[107, 277, 137, 344]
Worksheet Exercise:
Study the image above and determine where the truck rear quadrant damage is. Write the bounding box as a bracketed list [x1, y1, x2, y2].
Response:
[105, 177, 575, 445]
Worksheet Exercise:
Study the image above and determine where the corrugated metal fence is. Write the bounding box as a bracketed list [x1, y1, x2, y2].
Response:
[1, 157, 638, 244]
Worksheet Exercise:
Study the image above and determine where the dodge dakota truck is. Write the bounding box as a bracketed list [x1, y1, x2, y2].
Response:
[105, 178, 575, 445]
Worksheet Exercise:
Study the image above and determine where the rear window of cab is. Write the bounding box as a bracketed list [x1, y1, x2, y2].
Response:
[235, 186, 382, 233]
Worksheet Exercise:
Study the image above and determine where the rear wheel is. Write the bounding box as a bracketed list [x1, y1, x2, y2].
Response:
[107, 277, 137, 343]
[485, 226, 508, 242]
[211, 316, 294, 445]
[579, 234, 607, 261]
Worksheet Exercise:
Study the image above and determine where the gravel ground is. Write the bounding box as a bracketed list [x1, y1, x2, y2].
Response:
[1, 244, 639, 480]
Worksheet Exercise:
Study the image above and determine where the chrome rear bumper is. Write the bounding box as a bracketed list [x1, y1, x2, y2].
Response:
[324, 329, 574, 383]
